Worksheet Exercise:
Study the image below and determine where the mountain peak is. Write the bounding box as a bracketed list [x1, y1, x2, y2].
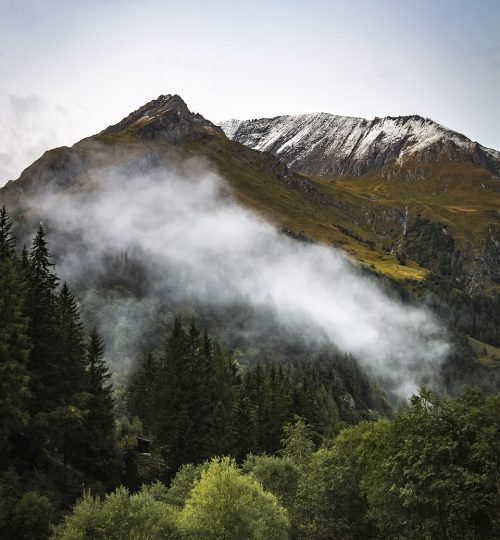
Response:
[99, 93, 223, 141]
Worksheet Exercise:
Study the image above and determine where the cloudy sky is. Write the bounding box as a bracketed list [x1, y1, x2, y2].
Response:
[1, 0, 499, 184]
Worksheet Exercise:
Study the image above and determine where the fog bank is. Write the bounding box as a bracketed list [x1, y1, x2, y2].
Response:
[33, 158, 449, 397]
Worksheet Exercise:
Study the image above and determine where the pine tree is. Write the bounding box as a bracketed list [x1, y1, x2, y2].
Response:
[58, 283, 87, 399]
[132, 320, 238, 471]
[229, 388, 257, 462]
[204, 335, 237, 457]
[264, 364, 289, 452]
[83, 328, 119, 486]
[185, 318, 208, 460]
[0, 206, 16, 261]
[245, 362, 267, 452]
[153, 317, 189, 471]
[127, 352, 158, 432]
[20, 245, 29, 276]
[87, 328, 109, 393]
[0, 205, 29, 457]
[25, 225, 61, 412]
[0, 257, 31, 459]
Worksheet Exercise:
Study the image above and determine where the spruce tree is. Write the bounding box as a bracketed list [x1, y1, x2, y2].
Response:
[0, 206, 16, 261]
[0, 255, 31, 460]
[58, 283, 87, 399]
[205, 336, 237, 456]
[127, 352, 158, 432]
[25, 225, 61, 412]
[83, 328, 119, 486]
[20, 245, 29, 276]
[137, 319, 238, 471]
[153, 317, 189, 471]
[185, 318, 207, 460]
[245, 362, 267, 452]
[264, 364, 288, 452]
[229, 388, 257, 462]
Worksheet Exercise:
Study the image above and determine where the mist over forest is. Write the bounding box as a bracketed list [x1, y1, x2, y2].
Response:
[25, 155, 451, 399]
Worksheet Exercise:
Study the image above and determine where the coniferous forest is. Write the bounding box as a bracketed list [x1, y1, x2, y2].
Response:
[0, 203, 499, 539]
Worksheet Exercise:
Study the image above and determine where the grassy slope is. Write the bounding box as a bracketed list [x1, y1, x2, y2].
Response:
[205, 142, 500, 286]
[332, 162, 500, 244]
[180, 137, 429, 282]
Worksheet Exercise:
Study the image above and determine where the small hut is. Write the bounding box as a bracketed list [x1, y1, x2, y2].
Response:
[136, 437, 151, 455]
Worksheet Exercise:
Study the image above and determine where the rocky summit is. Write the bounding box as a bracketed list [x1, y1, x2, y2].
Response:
[100, 94, 225, 142]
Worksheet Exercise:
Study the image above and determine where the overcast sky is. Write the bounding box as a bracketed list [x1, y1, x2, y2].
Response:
[1, 0, 499, 185]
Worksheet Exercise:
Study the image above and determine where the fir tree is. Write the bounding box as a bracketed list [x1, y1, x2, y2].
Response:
[20, 245, 29, 276]
[83, 328, 119, 486]
[87, 328, 109, 393]
[127, 352, 158, 432]
[153, 317, 189, 470]
[0, 257, 31, 459]
[205, 337, 237, 456]
[25, 225, 61, 412]
[132, 319, 238, 471]
[244, 362, 267, 452]
[0, 206, 16, 261]
[229, 388, 257, 462]
[58, 283, 87, 399]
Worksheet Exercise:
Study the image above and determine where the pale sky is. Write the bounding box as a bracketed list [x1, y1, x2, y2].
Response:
[1, 0, 499, 185]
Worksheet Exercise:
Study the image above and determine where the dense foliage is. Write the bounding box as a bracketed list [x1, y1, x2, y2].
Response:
[1, 205, 499, 539]
[0, 208, 119, 538]
[401, 215, 458, 276]
[418, 273, 500, 347]
[126, 320, 366, 475]
[53, 390, 500, 539]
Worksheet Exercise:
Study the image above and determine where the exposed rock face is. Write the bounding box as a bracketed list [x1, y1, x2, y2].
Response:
[100, 94, 225, 142]
[220, 114, 500, 177]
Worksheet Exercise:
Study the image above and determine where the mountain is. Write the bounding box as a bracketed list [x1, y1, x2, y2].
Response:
[1, 91, 499, 382]
[0, 94, 314, 219]
[2, 95, 499, 292]
[1, 94, 225, 203]
[2, 98, 498, 540]
[220, 113, 500, 177]
[221, 113, 500, 290]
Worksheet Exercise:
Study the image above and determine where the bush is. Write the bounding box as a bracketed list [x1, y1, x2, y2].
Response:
[12, 492, 56, 540]
[178, 457, 289, 540]
[52, 485, 181, 540]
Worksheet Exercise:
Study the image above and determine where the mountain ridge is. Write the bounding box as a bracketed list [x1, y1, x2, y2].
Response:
[219, 113, 500, 177]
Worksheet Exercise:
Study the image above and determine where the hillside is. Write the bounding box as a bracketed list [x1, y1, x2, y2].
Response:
[2, 94, 500, 294]
[220, 114, 500, 291]
[0, 95, 426, 284]
[1, 94, 499, 357]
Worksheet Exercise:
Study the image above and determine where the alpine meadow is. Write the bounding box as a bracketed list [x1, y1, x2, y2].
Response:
[0, 1, 499, 539]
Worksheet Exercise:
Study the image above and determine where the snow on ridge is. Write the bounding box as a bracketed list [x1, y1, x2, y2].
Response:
[219, 112, 499, 176]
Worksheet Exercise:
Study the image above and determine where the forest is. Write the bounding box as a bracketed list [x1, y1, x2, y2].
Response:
[0, 204, 499, 539]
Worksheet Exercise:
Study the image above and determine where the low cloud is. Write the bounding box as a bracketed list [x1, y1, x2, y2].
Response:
[33, 157, 449, 398]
